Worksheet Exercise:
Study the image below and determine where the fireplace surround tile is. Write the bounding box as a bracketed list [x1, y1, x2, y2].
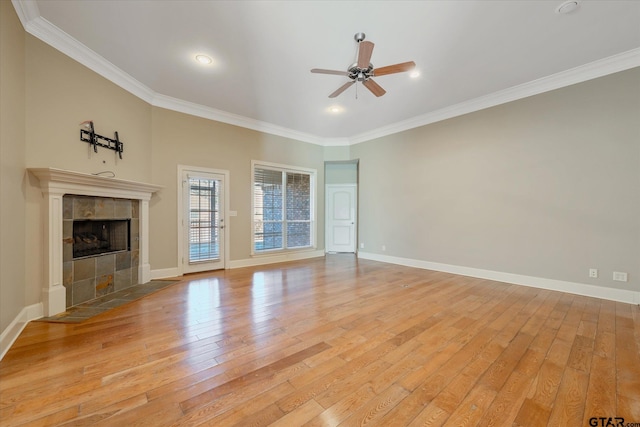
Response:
[96, 274, 114, 297]
[131, 219, 140, 250]
[115, 268, 132, 291]
[114, 199, 132, 219]
[116, 251, 131, 271]
[63, 262, 73, 286]
[74, 257, 96, 282]
[73, 196, 96, 219]
[63, 220, 73, 261]
[132, 201, 139, 219]
[63, 194, 141, 308]
[96, 254, 115, 276]
[132, 258, 139, 285]
[63, 196, 73, 219]
[95, 198, 115, 219]
[72, 278, 96, 305]
[63, 261, 73, 307]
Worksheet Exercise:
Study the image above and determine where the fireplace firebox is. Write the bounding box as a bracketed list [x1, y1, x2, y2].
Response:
[73, 219, 130, 259]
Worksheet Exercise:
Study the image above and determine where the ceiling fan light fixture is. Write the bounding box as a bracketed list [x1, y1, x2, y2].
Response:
[311, 33, 416, 98]
[410, 70, 421, 78]
[328, 105, 343, 114]
[195, 54, 213, 64]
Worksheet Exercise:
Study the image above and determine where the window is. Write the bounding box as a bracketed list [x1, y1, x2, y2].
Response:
[187, 176, 220, 262]
[252, 161, 316, 254]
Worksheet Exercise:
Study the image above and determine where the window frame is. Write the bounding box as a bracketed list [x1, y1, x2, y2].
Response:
[251, 160, 317, 256]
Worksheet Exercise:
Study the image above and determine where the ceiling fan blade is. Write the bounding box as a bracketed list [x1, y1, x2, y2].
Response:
[362, 79, 386, 97]
[373, 61, 416, 76]
[311, 68, 349, 76]
[329, 81, 355, 98]
[357, 41, 374, 69]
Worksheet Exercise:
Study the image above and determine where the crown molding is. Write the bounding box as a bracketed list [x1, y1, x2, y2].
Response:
[151, 94, 326, 146]
[349, 48, 640, 145]
[13, 1, 640, 148]
[321, 138, 351, 147]
[11, 0, 39, 26]
[15, 5, 156, 103]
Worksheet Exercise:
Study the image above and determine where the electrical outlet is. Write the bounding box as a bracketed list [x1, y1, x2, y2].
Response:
[589, 268, 598, 278]
[613, 272, 628, 282]
[360, 243, 364, 249]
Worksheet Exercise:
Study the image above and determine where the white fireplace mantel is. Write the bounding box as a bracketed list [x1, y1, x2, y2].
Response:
[29, 168, 162, 316]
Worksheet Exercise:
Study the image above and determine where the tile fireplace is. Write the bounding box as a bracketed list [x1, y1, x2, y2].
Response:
[63, 195, 138, 307]
[29, 168, 162, 316]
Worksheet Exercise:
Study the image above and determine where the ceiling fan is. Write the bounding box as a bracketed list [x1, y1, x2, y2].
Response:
[311, 32, 416, 98]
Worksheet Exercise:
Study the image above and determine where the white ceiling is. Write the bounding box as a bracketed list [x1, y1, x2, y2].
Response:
[13, 0, 640, 145]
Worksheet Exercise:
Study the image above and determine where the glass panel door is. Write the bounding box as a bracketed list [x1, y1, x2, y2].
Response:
[182, 171, 225, 273]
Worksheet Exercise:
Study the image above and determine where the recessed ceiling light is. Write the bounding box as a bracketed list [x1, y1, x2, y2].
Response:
[195, 54, 213, 64]
[556, 1, 579, 14]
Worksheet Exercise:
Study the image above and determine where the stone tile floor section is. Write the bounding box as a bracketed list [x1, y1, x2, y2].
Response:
[37, 279, 180, 323]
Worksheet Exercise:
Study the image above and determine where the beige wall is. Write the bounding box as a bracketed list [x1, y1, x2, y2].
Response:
[23, 35, 153, 306]
[150, 107, 325, 269]
[24, 38, 153, 181]
[0, 1, 27, 331]
[323, 145, 350, 161]
[352, 68, 640, 292]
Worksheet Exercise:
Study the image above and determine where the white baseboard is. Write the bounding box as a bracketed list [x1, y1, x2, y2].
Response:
[150, 267, 180, 280]
[0, 303, 43, 361]
[358, 252, 640, 305]
[229, 250, 325, 269]
[151, 250, 325, 279]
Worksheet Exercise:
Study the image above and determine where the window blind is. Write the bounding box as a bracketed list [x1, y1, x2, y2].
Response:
[252, 164, 314, 253]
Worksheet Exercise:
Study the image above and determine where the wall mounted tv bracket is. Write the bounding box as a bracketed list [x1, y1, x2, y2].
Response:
[80, 121, 124, 159]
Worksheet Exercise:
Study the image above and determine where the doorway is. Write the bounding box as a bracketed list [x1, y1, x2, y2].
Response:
[326, 184, 357, 253]
[325, 160, 358, 253]
[178, 166, 229, 274]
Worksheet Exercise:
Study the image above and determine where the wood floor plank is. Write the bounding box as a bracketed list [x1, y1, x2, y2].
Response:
[546, 367, 589, 426]
[187, 381, 294, 427]
[513, 398, 551, 427]
[0, 255, 637, 426]
[337, 384, 409, 427]
[269, 399, 325, 427]
[407, 403, 450, 427]
[441, 384, 496, 427]
[180, 342, 330, 413]
[582, 354, 617, 426]
[476, 371, 533, 427]
[302, 383, 377, 427]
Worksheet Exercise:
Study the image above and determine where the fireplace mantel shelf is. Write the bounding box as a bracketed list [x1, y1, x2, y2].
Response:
[28, 167, 161, 317]
[29, 168, 162, 199]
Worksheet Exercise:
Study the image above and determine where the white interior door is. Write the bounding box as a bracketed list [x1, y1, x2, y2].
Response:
[326, 184, 357, 253]
[180, 169, 225, 273]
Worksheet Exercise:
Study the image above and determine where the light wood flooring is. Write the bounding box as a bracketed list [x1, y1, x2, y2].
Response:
[1, 255, 639, 426]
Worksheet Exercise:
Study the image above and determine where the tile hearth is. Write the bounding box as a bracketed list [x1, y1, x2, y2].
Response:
[37, 279, 179, 323]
